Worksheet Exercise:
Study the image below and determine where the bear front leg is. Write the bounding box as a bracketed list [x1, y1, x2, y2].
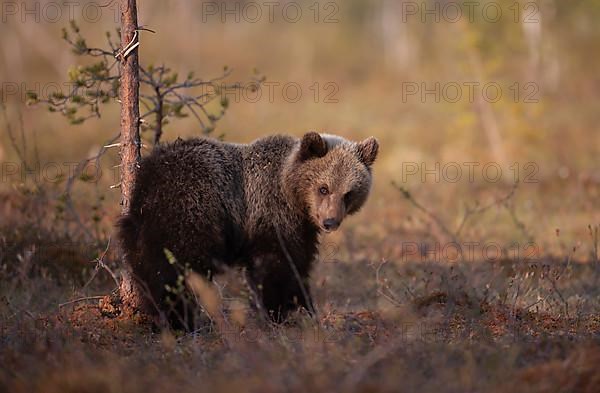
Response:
[248, 256, 315, 323]
[263, 269, 314, 322]
[243, 268, 270, 322]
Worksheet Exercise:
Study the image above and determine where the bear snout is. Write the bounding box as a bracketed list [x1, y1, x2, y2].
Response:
[322, 218, 340, 232]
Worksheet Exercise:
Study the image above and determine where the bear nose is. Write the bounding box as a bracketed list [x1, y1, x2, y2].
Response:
[322, 218, 339, 231]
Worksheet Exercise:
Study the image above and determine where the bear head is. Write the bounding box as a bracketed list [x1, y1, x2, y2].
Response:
[283, 131, 379, 232]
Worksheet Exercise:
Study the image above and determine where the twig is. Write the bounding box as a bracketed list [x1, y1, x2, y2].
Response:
[546, 275, 569, 318]
[392, 181, 458, 244]
[589, 224, 599, 266]
[393, 180, 521, 260]
[3, 297, 36, 320]
[374, 259, 405, 305]
[83, 238, 119, 290]
[59, 296, 105, 308]
[1, 103, 29, 171]
[275, 226, 318, 320]
[62, 132, 120, 240]
[243, 268, 269, 322]
[137, 26, 156, 34]
[455, 181, 519, 238]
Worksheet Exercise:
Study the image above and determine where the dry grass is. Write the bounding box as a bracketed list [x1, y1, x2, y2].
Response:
[1, 187, 600, 393]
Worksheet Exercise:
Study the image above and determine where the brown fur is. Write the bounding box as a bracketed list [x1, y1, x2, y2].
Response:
[118, 132, 378, 328]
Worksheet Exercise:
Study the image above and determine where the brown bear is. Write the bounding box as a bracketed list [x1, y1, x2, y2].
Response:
[118, 132, 378, 329]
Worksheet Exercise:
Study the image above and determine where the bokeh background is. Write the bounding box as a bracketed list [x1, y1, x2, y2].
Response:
[1, 0, 599, 257]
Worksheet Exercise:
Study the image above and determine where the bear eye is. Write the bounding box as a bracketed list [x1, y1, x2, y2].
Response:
[319, 186, 329, 195]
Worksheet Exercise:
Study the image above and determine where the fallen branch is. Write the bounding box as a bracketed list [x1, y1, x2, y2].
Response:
[59, 296, 106, 308]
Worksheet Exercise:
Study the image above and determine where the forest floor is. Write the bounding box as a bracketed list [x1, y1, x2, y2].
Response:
[1, 180, 599, 393]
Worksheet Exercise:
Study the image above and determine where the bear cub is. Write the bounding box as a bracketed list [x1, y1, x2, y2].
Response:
[118, 132, 378, 328]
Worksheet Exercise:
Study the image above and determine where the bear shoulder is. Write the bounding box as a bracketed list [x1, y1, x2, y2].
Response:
[242, 134, 298, 171]
[246, 134, 297, 155]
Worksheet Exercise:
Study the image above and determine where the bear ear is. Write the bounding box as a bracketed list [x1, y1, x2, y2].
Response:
[357, 137, 379, 167]
[298, 132, 328, 161]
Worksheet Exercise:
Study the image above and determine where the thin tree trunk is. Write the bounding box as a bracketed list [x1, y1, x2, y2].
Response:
[456, 19, 508, 170]
[117, 0, 145, 316]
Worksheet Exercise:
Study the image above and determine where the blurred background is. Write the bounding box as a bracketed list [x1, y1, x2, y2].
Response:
[1, 0, 599, 257]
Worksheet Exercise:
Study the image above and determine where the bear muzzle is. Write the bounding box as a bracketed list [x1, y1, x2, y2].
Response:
[316, 194, 345, 232]
[322, 218, 340, 232]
